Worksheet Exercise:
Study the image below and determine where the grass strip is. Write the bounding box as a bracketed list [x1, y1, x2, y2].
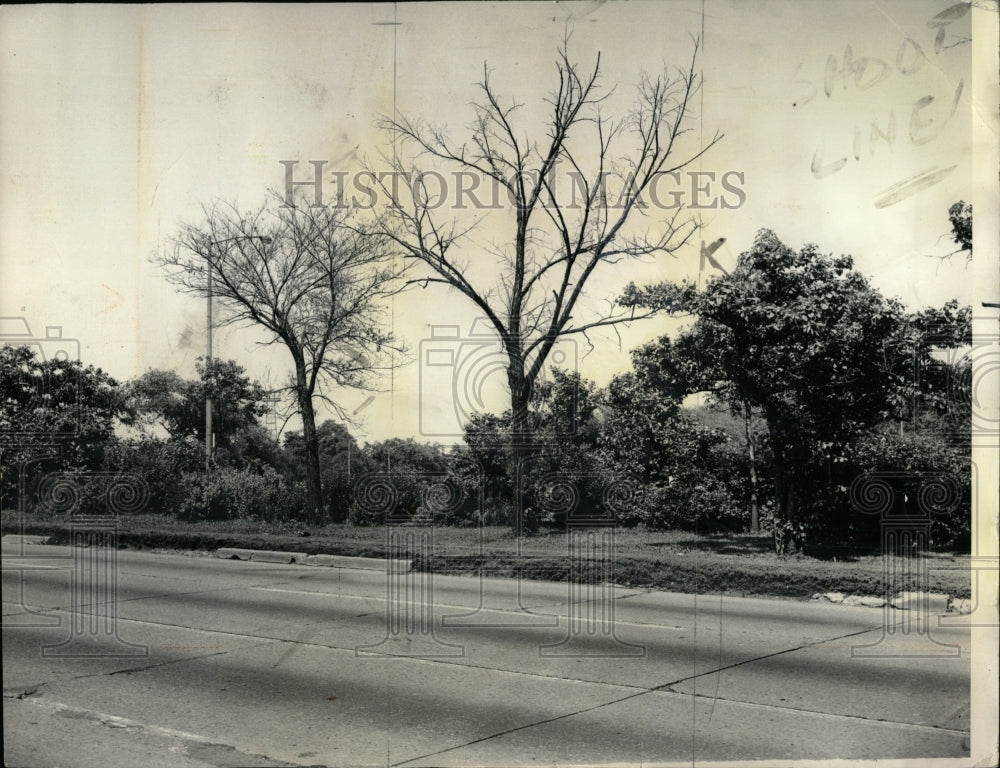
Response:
[4, 519, 970, 599]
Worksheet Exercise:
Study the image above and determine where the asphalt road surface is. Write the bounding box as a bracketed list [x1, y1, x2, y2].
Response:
[2, 538, 980, 767]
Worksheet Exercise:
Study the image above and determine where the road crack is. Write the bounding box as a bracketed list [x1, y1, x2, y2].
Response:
[388, 622, 897, 767]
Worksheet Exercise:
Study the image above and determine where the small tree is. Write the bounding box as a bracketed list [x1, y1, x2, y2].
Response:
[155, 195, 407, 519]
[126, 358, 267, 449]
[283, 419, 364, 521]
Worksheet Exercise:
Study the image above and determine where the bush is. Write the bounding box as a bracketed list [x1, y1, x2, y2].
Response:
[638, 476, 744, 533]
[790, 425, 970, 551]
[29, 470, 149, 518]
[102, 437, 203, 515]
[347, 471, 476, 526]
[177, 465, 305, 522]
[848, 427, 970, 549]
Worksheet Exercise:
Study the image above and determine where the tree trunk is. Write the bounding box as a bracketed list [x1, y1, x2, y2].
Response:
[744, 401, 760, 533]
[293, 359, 324, 521]
[769, 431, 794, 555]
[507, 353, 533, 537]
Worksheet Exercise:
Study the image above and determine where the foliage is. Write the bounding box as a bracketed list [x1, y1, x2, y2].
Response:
[177, 465, 305, 522]
[844, 424, 970, 549]
[222, 424, 292, 473]
[125, 358, 268, 448]
[948, 200, 972, 256]
[601, 382, 743, 530]
[374, 42, 721, 533]
[102, 436, 204, 515]
[621, 229, 970, 552]
[1, 345, 129, 511]
[1, 344, 127, 445]
[455, 370, 611, 531]
[284, 420, 367, 522]
[349, 438, 463, 525]
[155, 192, 407, 518]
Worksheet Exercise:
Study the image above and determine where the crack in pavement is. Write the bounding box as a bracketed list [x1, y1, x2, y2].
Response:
[656, 687, 970, 734]
[6, 600, 900, 700]
[6, 597, 967, 766]
[249, 586, 688, 631]
[388, 622, 907, 767]
[10, 602, 653, 690]
[103, 645, 269, 678]
[3, 687, 39, 699]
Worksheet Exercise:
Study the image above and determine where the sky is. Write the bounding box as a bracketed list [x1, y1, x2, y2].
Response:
[1, 1, 996, 445]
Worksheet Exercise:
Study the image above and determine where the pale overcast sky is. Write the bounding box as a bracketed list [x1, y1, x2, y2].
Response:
[1, 1, 996, 443]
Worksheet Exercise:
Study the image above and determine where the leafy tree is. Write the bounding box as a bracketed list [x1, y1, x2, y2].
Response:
[1, 345, 126, 444]
[599, 352, 745, 531]
[836, 423, 970, 550]
[123, 368, 190, 438]
[125, 358, 268, 450]
[623, 230, 918, 551]
[226, 424, 291, 474]
[461, 411, 513, 506]
[373, 41, 721, 532]
[457, 369, 607, 530]
[905, 299, 972, 437]
[101, 436, 204, 515]
[1, 345, 129, 512]
[155, 194, 407, 519]
[362, 438, 451, 476]
[283, 420, 365, 521]
[351, 438, 456, 524]
[948, 200, 972, 256]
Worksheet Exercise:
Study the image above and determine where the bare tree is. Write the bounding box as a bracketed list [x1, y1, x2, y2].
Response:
[373, 40, 721, 526]
[156, 193, 407, 519]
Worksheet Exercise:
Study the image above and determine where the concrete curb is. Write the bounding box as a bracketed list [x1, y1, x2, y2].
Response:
[216, 547, 410, 572]
[217, 548, 254, 561]
[810, 590, 968, 614]
[1, 534, 51, 546]
[300, 553, 410, 572]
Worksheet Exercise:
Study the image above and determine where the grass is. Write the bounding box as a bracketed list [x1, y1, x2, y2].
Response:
[1, 510, 972, 599]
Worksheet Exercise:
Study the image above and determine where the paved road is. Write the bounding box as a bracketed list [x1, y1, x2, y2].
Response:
[1, 539, 979, 766]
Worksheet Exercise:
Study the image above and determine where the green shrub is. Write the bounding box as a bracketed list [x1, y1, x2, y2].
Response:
[102, 437, 202, 515]
[638, 476, 744, 533]
[178, 465, 305, 522]
[347, 472, 475, 526]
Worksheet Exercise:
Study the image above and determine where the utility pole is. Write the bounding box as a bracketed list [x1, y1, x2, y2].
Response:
[206, 267, 213, 471]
